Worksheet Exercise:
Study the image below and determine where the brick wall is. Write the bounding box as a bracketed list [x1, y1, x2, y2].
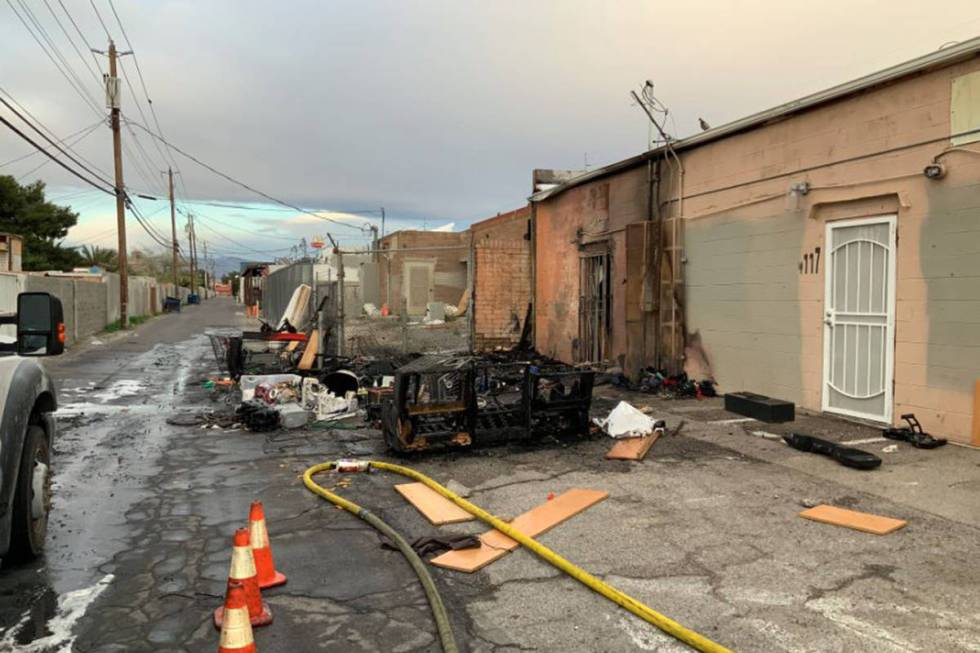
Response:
[472, 207, 531, 351]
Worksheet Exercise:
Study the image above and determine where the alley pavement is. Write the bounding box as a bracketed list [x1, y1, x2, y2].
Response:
[1, 296, 979, 652]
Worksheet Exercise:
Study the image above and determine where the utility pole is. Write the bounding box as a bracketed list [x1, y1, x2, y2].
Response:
[108, 40, 128, 327]
[167, 168, 178, 294]
[202, 240, 210, 292]
[186, 214, 196, 296]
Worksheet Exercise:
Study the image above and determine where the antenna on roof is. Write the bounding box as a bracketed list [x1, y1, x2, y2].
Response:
[630, 81, 674, 150]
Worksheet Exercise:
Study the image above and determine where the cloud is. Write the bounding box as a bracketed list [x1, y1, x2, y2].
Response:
[6, 0, 980, 250]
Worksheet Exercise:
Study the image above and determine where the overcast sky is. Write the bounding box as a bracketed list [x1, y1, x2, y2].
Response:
[2, 1, 979, 263]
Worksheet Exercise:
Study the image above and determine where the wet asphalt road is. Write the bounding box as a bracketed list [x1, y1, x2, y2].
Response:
[5, 296, 979, 652]
[0, 298, 488, 652]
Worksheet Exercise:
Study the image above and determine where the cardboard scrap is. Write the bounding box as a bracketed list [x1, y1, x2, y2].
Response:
[799, 504, 907, 535]
[394, 483, 475, 525]
[430, 488, 608, 573]
[606, 432, 660, 460]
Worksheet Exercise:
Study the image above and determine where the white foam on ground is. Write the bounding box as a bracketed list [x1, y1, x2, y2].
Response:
[0, 574, 113, 652]
[90, 379, 144, 403]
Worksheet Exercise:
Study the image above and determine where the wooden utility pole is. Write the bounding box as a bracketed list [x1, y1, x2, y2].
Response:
[108, 41, 128, 327]
[186, 214, 196, 296]
[168, 168, 179, 293]
[202, 240, 210, 292]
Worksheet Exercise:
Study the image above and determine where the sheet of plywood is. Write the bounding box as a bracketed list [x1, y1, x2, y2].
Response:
[297, 329, 319, 370]
[395, 483, 475, 525]
[605, 433, 660, 461]
[799, 505, 907, 535]
[285, 340, 301, 353]
[430, 488, 608, 573]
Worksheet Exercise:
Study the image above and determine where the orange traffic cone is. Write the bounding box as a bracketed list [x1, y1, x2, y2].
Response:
[218, 581, 257, 653]
[214, 529, 273, 629]
[249, 501, 287, 589]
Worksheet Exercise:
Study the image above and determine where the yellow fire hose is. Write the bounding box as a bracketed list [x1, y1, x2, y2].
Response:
[304, 460, 735, 653]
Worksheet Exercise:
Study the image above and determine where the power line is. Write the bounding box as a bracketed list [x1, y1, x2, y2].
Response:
[0, 95, 114, 187]
[127, 120, 369, 235]
[16, 121, 103, 181]
[182, 208, 297, 256]
[0, 119, 102, 167]
[56, 0, 105, 76]
[107, 0, 180, 175]
[41, 0, 102, 85]
[87, 0, 112, 40]
[7, 0, 104, 117]
[0, 86, 111, 180]
[0, 113, 114, 194]
[180, 208, 304, 242]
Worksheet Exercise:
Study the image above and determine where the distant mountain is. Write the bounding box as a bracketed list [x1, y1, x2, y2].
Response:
[212, 255, 248, 278]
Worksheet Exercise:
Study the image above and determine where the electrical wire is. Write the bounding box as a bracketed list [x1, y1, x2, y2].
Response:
[0, 119, 102, 167]
[126, 120, 370, 234]
[180, 209, 303, 242]
[0, 95, 114, 187]
[41, 0, 102, 85]
[0, 114, 113, 194]
[16, 121, 103, 181]
[56, 0, 105, 76]
[0, 86, 112, 181]
[87, 0, 111, 40]
[107, 0, 180, 175]
[7, 0, 104, 118]
[185, 209, 298, 255]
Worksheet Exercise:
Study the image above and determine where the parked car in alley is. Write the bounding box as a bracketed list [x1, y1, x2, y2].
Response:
[0, 292, 65, 563]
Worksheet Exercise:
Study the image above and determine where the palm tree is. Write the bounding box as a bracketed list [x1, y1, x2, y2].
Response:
[78, 245, 118, 271]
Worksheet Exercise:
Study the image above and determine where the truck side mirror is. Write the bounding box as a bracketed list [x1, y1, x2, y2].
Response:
[17, 292, 65, 356]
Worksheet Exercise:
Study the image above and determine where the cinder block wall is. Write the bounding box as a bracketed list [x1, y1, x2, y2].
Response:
[73, 279, 108, 340]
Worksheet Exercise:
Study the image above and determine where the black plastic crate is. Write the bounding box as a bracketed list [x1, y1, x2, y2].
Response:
[724, 391, 795, 423]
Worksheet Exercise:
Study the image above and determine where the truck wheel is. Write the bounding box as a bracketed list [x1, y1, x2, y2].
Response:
[7, 425, 51, 562]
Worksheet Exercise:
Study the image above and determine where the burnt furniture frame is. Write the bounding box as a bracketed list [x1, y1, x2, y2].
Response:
[381, 354, 594, 453]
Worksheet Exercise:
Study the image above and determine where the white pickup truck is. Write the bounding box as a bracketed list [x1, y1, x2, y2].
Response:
[0, 292, 64, 564]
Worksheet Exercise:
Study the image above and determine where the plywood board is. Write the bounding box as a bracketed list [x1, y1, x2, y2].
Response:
[605, 433, 660, 461]
[799, 505, 907, 535]
[297, 329, 319, 371]
[395, 483, 475, 525]
[430, 488, 608, 573]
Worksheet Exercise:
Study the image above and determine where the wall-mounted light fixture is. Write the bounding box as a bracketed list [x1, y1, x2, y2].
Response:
[923, 162, 947, 179]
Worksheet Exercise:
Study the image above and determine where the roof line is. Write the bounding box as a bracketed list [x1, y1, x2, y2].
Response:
[530, 35, 980, 202]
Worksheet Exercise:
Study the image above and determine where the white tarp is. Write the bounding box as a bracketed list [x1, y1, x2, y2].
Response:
[594, 401, 657, 438]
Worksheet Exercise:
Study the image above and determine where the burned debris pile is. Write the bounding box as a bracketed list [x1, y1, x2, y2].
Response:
[203, 323, 596, 452]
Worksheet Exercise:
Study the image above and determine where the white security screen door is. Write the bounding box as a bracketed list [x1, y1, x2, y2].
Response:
[822, 215, 897, 422]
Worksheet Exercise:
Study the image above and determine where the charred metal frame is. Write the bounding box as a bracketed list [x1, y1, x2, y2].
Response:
[381, 354, 594, 453]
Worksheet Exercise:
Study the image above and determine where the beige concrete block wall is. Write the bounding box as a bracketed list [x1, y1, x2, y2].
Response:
[675, 55, 980, 442]
[684, 209, 807, 403]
